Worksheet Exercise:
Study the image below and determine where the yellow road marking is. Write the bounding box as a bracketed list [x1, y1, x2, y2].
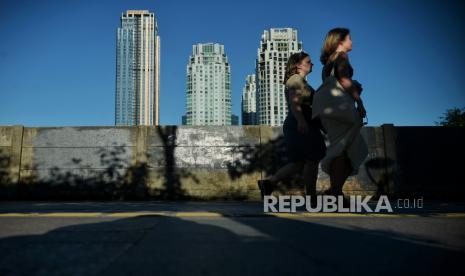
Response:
[107, 212, 165, 217]
[41, 212, 105, 217]
[0, 213, 36, 217]
[175, 212, 223, 217]
[442, 213, 465, 218]
[0, 212, 464, 218]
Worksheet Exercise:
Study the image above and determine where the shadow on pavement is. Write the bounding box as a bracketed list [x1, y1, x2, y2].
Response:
[0, 213, 464, 275]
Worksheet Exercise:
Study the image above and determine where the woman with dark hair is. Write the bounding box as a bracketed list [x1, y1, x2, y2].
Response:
[313, 27, 368, 198]
[258, 52, 326, 198]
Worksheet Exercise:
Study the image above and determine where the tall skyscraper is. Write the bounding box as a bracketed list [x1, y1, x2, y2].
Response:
[115, 10, 160, 126]
[256, 28, 303, 126]
[241, 74, 257, 125]
[184, 43, 232, 126]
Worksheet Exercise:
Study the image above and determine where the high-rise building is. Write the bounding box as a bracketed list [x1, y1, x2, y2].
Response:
[241, 74, 257, 125]
[184, 43, 231, 125]
[231, 114, 239, 126]
[115, 10, 160, 126]
[256, 28, 302, 126]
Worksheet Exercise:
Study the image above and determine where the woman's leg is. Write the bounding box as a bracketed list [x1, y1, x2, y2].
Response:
[268, 162, 304, 184]
[303, 160, 319, 197]
[259, 162, 304, 196]
[344, 155, 353, 180]
[329, 155, 350, 196]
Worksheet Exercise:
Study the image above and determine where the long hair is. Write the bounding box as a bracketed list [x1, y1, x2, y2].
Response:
[320, 27, 350, 65]
[283, 51, 309, 84]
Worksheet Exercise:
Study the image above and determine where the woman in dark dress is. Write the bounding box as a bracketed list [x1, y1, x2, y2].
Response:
[258, 52, 326, 198]
[318, 28, 367, 197]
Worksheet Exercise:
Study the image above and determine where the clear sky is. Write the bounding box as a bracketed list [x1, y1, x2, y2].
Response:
[1, 0, 464, 127]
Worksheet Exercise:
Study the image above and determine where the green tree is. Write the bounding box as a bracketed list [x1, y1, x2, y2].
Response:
[436, 107, 465, 127]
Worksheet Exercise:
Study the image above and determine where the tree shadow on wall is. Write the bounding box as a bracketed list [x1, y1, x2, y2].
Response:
[17, 145, 150, 200]
[153, 126, 199, 200]
[225, 135, 303, 192]
[226, 135, 286, 176]
[0, 150, 13, 198]
[1, 127, 202, 201]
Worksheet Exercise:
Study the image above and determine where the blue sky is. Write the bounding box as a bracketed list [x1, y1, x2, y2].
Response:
[1, 0, 464, 127]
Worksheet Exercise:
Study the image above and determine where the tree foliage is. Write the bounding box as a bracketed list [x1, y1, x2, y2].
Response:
[436, 107, 465, 127]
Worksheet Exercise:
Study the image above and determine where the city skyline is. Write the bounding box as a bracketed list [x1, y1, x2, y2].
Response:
[1, 0, 464, 127]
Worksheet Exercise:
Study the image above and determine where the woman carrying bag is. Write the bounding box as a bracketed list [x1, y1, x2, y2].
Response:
[312, 28, 368, 198]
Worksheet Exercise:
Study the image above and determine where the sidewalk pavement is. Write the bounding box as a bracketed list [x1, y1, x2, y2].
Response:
[1, 201, 464, 276]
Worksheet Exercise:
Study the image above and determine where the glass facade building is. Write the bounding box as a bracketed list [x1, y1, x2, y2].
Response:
[115, 10, 160, 126]
[241, 74, 257, 125]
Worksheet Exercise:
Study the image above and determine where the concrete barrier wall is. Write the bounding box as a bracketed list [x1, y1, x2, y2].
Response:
[145, 126, 262, 200]
[1, 125, 463, 200]
[0, 126, 23, 198]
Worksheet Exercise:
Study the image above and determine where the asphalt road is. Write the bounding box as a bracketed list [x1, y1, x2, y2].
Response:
[0, 201, 464, 276]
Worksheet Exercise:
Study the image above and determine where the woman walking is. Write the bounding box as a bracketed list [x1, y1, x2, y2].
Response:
[258, 52, 326, 198]
[313, 27, 368, 198]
